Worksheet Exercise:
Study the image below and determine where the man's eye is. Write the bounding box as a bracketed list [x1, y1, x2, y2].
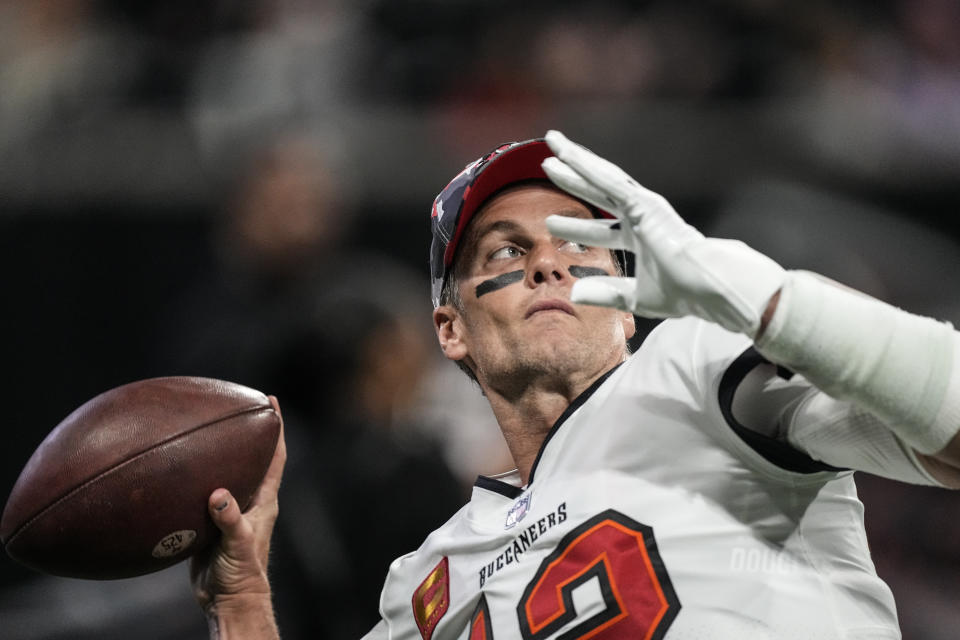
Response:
[490, 246, 523, 260]
[560, 241, 590, 253]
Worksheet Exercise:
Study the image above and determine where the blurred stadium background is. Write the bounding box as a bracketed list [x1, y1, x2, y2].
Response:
[1, 0, 959, 638]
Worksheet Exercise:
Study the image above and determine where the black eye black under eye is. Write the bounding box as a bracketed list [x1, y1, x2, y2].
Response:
[569, 266, 609, 278]
[476, 271, 524, 297]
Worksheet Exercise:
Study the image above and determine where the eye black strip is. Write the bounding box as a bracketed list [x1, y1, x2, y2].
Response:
[474, 265, 610, 299]
[569, 266, 609, 278]
[475, 270, 524, 297]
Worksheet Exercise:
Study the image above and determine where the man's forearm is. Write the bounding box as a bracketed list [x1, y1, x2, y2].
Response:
[207, 595, 280, 640]
[755, 270, 960, 457]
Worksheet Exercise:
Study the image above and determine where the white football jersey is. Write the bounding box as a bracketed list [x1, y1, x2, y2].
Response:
[363, 317, 901, 640]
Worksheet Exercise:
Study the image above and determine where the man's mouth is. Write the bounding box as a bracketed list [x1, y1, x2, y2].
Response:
[526, 299, 576, 318]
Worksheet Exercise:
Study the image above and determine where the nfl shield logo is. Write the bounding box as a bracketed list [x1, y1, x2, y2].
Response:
[505, 494, 532, 529]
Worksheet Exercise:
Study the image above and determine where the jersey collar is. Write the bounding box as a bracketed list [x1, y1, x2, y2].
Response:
[473, 363, 624, 496]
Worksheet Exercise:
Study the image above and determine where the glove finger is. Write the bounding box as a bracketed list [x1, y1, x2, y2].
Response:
[541, 157, 624, 215]
[627, 272, 675, 319]
[545, 130, 694, 239]
[545, 215, 626, 250]
[631, 197, 703, 249]
[544, 130, 637, 205]
[572, 274, 676, 320]
[570, 276, 637, 312]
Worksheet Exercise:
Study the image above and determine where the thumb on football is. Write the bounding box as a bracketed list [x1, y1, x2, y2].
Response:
[208, 488, 244, 533]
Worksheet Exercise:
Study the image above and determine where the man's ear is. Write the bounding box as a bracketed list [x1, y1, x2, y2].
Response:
[433, 305, 469, 362]
[622, 312, 636, 342]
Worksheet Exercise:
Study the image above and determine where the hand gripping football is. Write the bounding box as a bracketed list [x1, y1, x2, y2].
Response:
[1, 377, 281, 579]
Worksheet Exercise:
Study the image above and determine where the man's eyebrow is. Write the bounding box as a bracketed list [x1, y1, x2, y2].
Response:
[460, 208, 594, 269]
[552, 208, 593, 219]
[471, 209, 590, 244]
[470, 219, 524, 244]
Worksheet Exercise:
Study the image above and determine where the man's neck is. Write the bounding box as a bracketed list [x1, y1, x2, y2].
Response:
[481, 360, 619, 484]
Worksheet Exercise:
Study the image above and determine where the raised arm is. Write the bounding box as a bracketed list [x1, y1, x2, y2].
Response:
[541, 130, 960, 485]
[754, 270, 960, 486]
[191, 395, 287, 639]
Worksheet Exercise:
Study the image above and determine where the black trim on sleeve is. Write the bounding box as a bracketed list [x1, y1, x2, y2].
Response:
[719, 347, 845, 474]
[474, 474, 524, 499]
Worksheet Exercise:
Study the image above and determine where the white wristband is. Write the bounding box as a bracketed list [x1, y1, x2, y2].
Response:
[755, 271, 960, 455]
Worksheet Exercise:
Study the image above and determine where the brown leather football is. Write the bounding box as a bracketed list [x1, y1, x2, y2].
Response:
[0, 377, 280, 580]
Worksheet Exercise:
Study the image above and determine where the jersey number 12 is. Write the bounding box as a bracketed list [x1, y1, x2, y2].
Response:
[471, 509, 680, 640]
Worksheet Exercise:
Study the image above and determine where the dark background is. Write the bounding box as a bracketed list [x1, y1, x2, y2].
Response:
[2, 0, 959, 638]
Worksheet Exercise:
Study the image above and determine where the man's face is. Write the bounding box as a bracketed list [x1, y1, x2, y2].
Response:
[434, 183, 635, 393]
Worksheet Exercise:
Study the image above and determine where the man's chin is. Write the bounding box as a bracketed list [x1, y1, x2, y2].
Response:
[523, 342, 592, 375]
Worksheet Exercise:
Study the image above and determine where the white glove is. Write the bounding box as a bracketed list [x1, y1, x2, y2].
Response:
[541, 129, 785, 338]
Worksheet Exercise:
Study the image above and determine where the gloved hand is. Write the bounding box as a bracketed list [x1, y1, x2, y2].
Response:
[541, 129, 785, 338]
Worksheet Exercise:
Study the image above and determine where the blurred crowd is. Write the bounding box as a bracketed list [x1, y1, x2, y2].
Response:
[1, 0, 958, 639]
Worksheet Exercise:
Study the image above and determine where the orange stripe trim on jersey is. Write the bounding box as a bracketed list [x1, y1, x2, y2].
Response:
[523, 517, 670, 637]
[575, 555, 629, 640]
[631, 521, 671, 640]
[523, 523, 598, 632]
[523, 520, 631, 633]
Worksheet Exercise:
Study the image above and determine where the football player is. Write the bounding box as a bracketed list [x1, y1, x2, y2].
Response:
[195, 132, 960, 639]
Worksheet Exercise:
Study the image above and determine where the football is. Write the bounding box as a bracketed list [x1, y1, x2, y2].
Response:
[0, 376, 281, 580]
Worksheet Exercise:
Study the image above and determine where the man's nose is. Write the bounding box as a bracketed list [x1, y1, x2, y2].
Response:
[526, 244, 568, 287]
